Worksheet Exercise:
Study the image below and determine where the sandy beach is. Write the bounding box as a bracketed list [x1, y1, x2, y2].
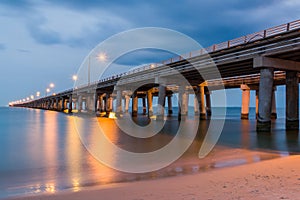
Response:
[8, 155, 300, 200]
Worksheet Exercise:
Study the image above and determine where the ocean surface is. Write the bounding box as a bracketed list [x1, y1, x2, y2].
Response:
[0, 106, 299, 199]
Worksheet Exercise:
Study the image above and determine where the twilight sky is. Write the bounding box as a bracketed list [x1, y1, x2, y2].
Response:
[1, 0, 299, 106]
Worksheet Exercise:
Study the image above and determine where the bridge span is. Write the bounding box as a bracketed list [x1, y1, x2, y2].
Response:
[10, 20, 300, 132]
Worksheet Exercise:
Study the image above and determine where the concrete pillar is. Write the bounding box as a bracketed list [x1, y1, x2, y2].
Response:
[106, 93, 113, 113]
[200, 86, 206, 120]
[132, 92, 138, 117]
[61, 98, 66, 111]
[157, 85, 166, 118]
[167, 95, 173, 115]
[142, 97, 147, 115]
[78, 96, 83, 112]
[125, 95, 130, 113]
[147, 90, 153, 116]
[257, 68, 274, 132]
[286, 71, 299, 130]
[98, 95, 103, 112]
[94, 93, 98, 112]
[194, 94, 199, 115]
[271, 88, 277, 119]
[56, 98, 60, 111]
[205, 91, 212, 116]
[241, 84, 250, 119]
[178, 86, 188, 116]
[255, 90, 259, 119]
[116, 90, 123, 114]
[68, 95, 72, 113]
[109, 96, 113, 112]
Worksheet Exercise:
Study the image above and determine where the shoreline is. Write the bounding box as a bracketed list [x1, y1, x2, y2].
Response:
[7, 155, 300, 200]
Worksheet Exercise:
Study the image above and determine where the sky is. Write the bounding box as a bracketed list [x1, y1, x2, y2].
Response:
[0, 0, 299, 106]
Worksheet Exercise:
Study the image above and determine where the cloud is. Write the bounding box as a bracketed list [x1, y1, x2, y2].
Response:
[16, 49, 31, 53]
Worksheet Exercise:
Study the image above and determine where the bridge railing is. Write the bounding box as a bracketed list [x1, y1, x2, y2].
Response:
[100, 19, 300, 84]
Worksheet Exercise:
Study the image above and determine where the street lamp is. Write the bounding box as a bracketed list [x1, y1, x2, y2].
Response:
[72, 75, 78, 81]
[50, 83, 55, 88]
[36, 91, 40, 97]
[88, 52, 107, 86]
[46, 88, 50, 96]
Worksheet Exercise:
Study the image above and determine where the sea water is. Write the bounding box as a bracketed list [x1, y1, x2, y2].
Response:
[0, 106, 298, 199]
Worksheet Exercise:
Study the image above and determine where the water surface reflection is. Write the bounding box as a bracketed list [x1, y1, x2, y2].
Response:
[0, 107, 299, 199]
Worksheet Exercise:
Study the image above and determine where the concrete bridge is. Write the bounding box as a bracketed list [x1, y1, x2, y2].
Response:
[10, 20, 300, 132]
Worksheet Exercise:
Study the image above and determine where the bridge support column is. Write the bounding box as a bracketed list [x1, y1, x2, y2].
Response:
[167, 95, 173, 115]
[194, 94, 199, 115]
[142, 97, 147, 115]
[178, 86, 188, 117]
[55, 98, 60, 111]
[205, 91, 212, 116]
[125, 95, 130, 113]
[78, 96, 83, 112]
[286, 71, 299, 130]
[106, 93, 113, 114]
[68, 95, 73, 113]
[97, 94, 103, 112]
[132, 92, 138, 117]
[271, 88, 277, 119]
[200, 86, 206, 120]
[241, 84, 250, 119]
[257, 68, 274, 132]
[255, 90, 259, 119]
[116, 90, 123, 115]
[157, 85, 166, 119]
[61, 98, 66, 111]
[147, 90, 153, 116]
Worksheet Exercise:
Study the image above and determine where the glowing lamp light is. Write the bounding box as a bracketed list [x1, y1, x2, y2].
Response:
[49, 83, 55, 88]
[97, 52, 107, 62]
[72, 75, 78, 81]
[108, 112, 117, 119]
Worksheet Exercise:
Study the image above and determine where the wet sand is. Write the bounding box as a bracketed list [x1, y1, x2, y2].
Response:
[9, 155, 300, 200]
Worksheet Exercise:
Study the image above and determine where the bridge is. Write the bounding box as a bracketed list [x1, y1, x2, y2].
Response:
[10, 19, 300, 132]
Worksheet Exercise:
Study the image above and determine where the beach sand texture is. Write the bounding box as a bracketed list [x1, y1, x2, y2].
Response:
[8, 155, 300, 200]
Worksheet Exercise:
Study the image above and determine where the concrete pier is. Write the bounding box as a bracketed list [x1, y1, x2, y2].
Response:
[68, 95, 72, 113]
[255, 90, 259, 118]
[178, 86, 188, 117]
[194, 94, 199, 115]
[271, 88, 277, 119]
[125, 95, 130, 113]
[286, 71, 299, 130]
[157, 85, 166, 119]
[257, 68, 274, 132]
[200, 86, 206, 120]
[167, 95, 173, 115]
[205, 91, 212, 116]
[147, 90, 153, 116]
[240, 84, 250, 119]
[142, 97, 147, 115]
[132, 92, 138, 117]
[116, 90, 122, 115]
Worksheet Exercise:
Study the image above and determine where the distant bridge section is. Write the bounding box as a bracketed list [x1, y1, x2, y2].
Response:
[10, 20, 300, 132]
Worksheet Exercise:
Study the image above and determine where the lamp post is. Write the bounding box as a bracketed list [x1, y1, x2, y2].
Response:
[72, 75, 78, 81]
[46, 88, 50, 97]
[88, 52, 107, 86]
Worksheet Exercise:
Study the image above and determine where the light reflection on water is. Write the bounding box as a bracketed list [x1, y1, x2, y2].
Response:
[0, 107, 299, 199]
